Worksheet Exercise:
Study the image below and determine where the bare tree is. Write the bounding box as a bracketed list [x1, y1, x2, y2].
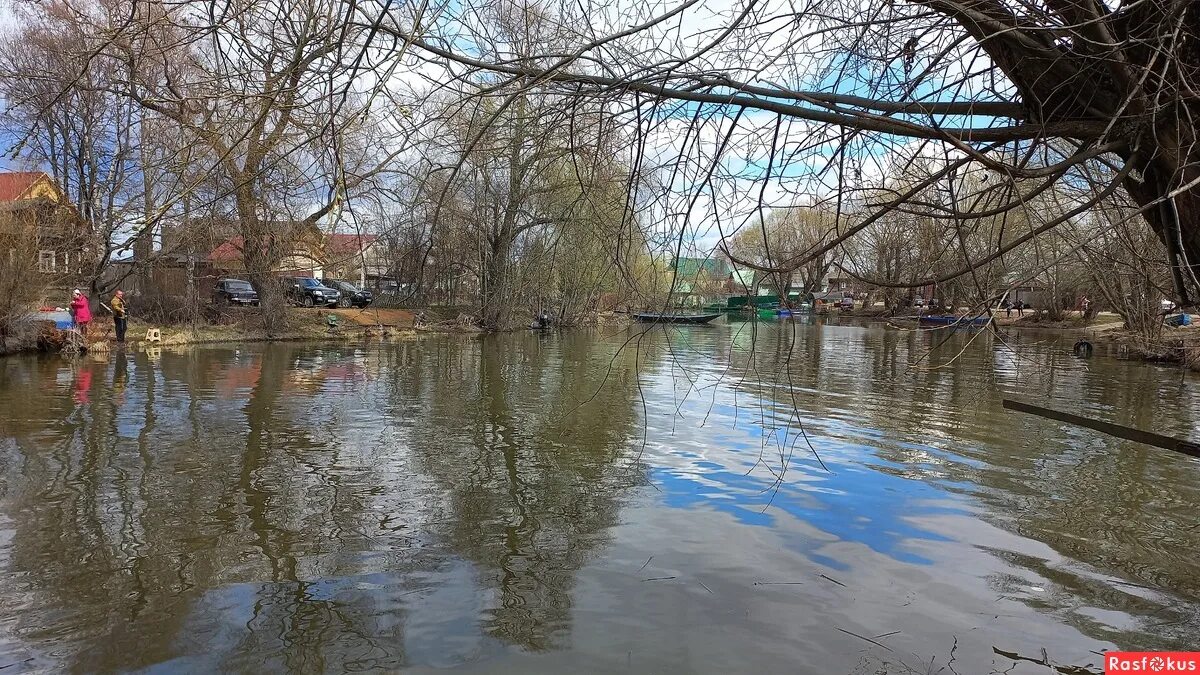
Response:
[13, 0, 1190, 329]
[0, 2, 146, 296]
[14, 0, 410, 330]
[1075, 200, 1173, 335]
[730, 205, 839, 304]
[373, 0, 1200, 305]
[414, 2, 646, 327]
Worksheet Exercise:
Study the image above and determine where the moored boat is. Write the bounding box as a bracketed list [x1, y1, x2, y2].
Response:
[913, 314, 993, 327]
[633, 312, 722, 324]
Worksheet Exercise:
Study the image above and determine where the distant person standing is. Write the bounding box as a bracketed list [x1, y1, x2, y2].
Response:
[69, 289, 92, 336]
[111, 289, 127, 343]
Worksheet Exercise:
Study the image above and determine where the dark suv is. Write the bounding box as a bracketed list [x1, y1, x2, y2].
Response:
[214, 278, 260, 306]
[322, 279, 374, 308]
[283, 277, 342, 307]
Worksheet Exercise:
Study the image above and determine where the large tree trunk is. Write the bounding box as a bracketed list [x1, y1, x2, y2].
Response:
[236, 190, 288, 334]
[1117, 4, 1200, 303]
[924, 0, 1200, 305]
[1124, 159, 1200, 306]
[135, 115, 155, 294]
[774, 271, 793, 307]
[481, 234, 513, 329]
[242, 239, 288, 334]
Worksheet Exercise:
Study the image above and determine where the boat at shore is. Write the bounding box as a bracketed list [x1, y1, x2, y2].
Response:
[896, 314, 993, 327]
[633, 312, 722, 324]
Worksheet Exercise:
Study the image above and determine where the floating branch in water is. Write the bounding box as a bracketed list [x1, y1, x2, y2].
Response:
[835, 628, 894, 653]
[992, 646, 1101, 675]
[1003, 399, 1200, 458]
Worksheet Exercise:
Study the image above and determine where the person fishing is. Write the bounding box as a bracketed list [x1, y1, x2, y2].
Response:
[110, 289, 127, 343]
[69, 289, 92, 337]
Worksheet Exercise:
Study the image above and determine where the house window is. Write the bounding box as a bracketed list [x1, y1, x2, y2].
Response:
[59, 251, 69, 274]
[38, 250, 56, 273]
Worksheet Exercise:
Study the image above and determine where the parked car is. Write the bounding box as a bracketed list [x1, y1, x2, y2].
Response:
[282, 277, 341, 307]
[913, 297, 926, 307]
[214, 278, 259, 306]
[322, 279, 374, 308]
[838, 296, 854, 310]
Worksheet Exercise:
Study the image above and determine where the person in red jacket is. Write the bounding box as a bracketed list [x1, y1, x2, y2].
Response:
[69, 289, 92, 336]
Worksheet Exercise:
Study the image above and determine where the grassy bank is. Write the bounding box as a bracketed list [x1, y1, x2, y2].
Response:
[152, 307, 420, 346]
[988, 312, 1200, 369]
[1097, 324, 1200, 369]
[2, 307, 426, 356]
[993, 312, 1125, 331]
[841, 305, 1127, 331]
[836, 306, 1200, 370]
[971, 312, 1200, 371]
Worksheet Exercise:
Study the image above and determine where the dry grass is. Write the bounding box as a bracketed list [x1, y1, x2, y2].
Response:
[326, 307, 417, 327]
[4, 307, 422, 356]
[1097, 323, 1200, 369]
[994, 312, 1125, 330]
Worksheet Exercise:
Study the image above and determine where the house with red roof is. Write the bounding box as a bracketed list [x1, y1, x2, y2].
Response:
[324, 233, 387, 285]
[0, 171, 61, 202]
[206, 229, 388, 286]
[0, 171, 90, 278]
[206, 222, 327, 278]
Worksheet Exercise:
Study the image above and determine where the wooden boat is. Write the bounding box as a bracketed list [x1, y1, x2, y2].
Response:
[633, 312, 722, 324]
[1165, 313, 1192, 327]
[727, 295, 782, 310]
[914, 314, 993, 327]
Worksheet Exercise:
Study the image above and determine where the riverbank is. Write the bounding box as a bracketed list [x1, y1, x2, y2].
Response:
[1096, 324, 1200, 368]
[1, 305, 641, 357]
[834, 306, 1200, 370]
[1, 307, 426, 356]
[984, 312, 1200, 368]
[145, 308, 422, 348]
[840, 305, 1124, 329]
[8, 304, 1200, 371]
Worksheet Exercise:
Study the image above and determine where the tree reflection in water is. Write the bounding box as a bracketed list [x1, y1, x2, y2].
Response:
[0, 323, 1197, 671]
[406, 332, 648, 650]
[0, 334, 651, 671]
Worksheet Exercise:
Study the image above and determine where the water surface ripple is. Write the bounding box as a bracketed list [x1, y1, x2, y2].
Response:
[0, 318, 1197, 673]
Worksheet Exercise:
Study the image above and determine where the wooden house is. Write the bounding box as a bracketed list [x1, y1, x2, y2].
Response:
[0, 171, 90, 281]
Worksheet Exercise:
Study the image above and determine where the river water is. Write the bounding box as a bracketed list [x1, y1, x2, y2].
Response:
[0, 317, 1197, 673]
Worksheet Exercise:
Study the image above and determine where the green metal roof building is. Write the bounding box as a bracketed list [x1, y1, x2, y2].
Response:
[670, 256, 731, 279]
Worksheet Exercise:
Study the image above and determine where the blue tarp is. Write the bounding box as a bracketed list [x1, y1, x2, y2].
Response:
[37, 310, 75, 330]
